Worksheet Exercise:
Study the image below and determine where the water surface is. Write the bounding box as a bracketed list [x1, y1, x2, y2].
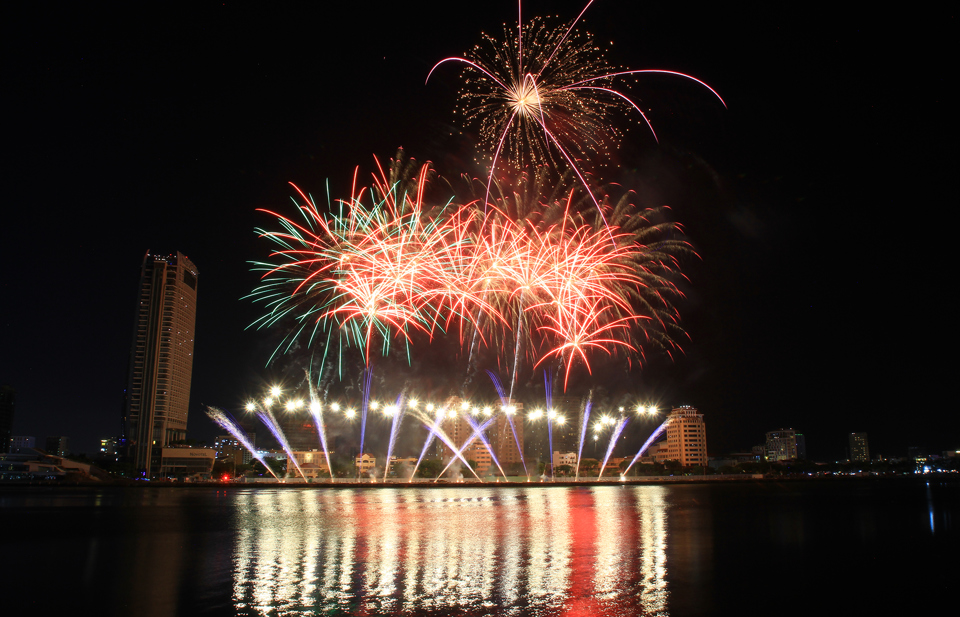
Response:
[2, 479, 955, 615]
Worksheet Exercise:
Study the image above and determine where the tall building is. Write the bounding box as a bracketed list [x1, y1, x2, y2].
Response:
[99, 437, 119, 461]
[849, 433, 870, 462]
[123, 251, 199, 477]
[489, 402, 524, 467]
[45, 436, 69, 456]
[0, 386, 14, 454]
[656, 406, 707, 467]
[765, 428, 805, 461]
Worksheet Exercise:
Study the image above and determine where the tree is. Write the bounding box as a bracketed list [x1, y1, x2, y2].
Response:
[253, 458, 285, 477]
[417, 459, 443, 478]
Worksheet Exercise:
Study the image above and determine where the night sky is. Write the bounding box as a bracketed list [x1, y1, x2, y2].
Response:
[3, 2, 953, 461]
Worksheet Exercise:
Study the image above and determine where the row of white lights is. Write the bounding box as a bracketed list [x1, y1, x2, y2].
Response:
[245, 387, 657, 426]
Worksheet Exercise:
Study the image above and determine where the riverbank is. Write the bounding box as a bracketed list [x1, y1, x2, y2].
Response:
[3, 472, 953, 490]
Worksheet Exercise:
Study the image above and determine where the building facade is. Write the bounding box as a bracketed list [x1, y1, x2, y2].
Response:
[656, 406, 708, 467]
[0, 386, 14, 454]
[158, 447, 215, 477]
[214, 434, 253, 467]
[489, 403, 524, 468]
[45, 436, 69, 456]
[9, 435, 35, 454]
[849, 433, 870, 462]
[765, 429, 805, 461]
[123, 251, 199, 477]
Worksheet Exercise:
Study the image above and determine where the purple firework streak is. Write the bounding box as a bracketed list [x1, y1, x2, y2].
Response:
[599, 416, 629, 478]
[464, 413, 508, 480]
[412, 404, 448, 480]
[436, 415, 497, 481]
[544, 370, 554, 479]
[257, 405, 306, 480]
[307, 381, 333, 480]
[383, 392, 406, 481]
[575, 400, 593, 480]
[205, 406, 278, 479]
[623, 417, 671, 476]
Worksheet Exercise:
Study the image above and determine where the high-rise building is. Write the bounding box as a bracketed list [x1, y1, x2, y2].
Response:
[45, 436, 69, 456]
[849, 433, 870, 462]
[439, 403, 480, 461]
[123, 251, 199, 477]
[0, 386, 14, 454]
[765, 428, 805, 461]
[489, 402, 524, 467]
[656, 406, 707, 467]
[99, 437, 119, 461]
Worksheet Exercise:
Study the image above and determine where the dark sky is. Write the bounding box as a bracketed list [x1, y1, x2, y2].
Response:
[2, 2, 953, 461]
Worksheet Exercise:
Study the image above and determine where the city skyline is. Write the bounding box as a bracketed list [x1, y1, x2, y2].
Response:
[1, 2, 953, 462]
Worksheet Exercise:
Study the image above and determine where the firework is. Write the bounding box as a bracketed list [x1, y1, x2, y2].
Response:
[250, 158, 690, 390]
[246, 156, 488, 369]
[461, 180, 692, 390]
[205, 406, 279, 480]
[427, 2, 724, 209]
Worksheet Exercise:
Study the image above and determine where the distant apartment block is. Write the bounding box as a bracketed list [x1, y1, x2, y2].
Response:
[0, 386, 14, 454]
[99, 437, 119, 460]
[766, 429, 806, 461]
[45, 436, 70, 456]
[849, 433, 870, 462]
[9, 435, 35, 454]
[215, 434, 253, 466]
[553, 451, 577, 469]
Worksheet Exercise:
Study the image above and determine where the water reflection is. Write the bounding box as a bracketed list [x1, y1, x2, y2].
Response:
[229, 486, 670, 616]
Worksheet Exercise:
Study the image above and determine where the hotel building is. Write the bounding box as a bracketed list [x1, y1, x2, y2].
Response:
[123, 251, 199, 477]
[657, 406, 708, 467]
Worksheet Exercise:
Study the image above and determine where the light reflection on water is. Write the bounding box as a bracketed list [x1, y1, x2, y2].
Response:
[4, 480, 957, 616]
[230, 486, 669, 616]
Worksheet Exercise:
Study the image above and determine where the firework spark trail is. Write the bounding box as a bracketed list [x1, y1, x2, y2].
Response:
[623, 417, 671, 476]
[256, 406, 307, 480]
[424, 416, 485, 482]
[509, 311, 523, 400]
[598, 416, 628, 478]
[383, 393, 406, 482]
[427, 2, 724, 217]
[306, 383, 334, 480]
[464, 413, 509, 480]
[247, 160, 484, 370]
[437, 415, 497, 480]
[544, 370, 555, 479]
[411, 404, 448, 480]
[575, 399, 593, 480]
[206, 407, 279, 480]
[487, 370, 508, 403]
[251, 157, 689, 390]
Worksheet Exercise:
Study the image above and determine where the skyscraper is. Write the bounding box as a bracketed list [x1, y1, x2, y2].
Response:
[123, 251, 199, 477]
[0, 385, 14, 454]
[849, 432, 870, 462]
[489, 402, 524, 468]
